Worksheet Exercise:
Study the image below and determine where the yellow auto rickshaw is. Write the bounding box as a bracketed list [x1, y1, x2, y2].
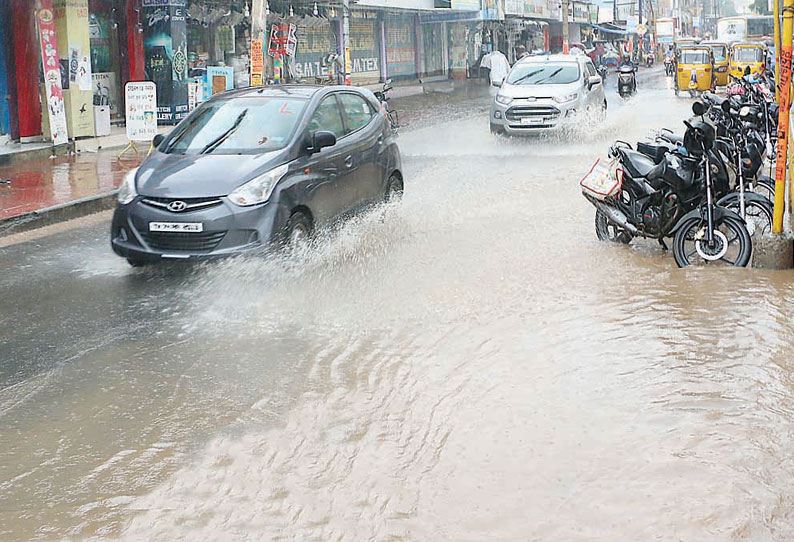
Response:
[675, 45, 715, 96]
[701, 41, 730, 86]
[673, 38, 699, 55]
[729, 42, 766, 79]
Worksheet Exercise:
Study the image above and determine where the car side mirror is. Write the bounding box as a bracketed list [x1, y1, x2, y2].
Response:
[588, 75, 601, 89]
[493, 80, 503, 88]
[152, 133, 165, 148]
[308, 130, 337, 154]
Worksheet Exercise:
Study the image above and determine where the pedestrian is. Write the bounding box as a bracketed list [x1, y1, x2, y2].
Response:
[515, 45, 529, 62]
[488, 50, 510, 95]
[479, 47, 492, 86]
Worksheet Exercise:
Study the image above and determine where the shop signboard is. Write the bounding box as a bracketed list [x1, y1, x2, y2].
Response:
[250, 38, 264, 85]
[294, 23, 336, 80]
[385, 16, 416, 78]
[124, 81, 157, 141]
[37, 1, 69, 145]
[451, 0, 481, 9]
[143, 0, 188, 124]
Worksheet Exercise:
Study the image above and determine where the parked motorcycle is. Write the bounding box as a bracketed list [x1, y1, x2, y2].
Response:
[617, 65, 637, 98]
[581, 102, 752, 267]
[374, 78, 399, 130]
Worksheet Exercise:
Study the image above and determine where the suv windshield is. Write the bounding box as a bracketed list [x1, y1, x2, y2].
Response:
[506, 63, 580, 85]
[162, 97, 307, 155]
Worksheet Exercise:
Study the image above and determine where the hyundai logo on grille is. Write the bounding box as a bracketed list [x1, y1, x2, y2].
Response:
[167, 201, 188, 212]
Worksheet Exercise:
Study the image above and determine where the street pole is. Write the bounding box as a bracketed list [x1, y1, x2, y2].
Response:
[772, 0, 793, 234]
[562, 0, 570, 54]
[250, 0, 268, 85]
[342, 0, 352, 85]
[775, 0, 781, 102]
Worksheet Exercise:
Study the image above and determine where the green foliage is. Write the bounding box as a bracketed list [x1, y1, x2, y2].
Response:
[750, 0, 771, 15]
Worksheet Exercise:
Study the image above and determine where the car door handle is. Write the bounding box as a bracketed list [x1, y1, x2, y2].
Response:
[344, 155, 354, 168]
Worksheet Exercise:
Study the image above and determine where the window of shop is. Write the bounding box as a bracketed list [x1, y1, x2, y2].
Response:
[88, 0, 124, 121]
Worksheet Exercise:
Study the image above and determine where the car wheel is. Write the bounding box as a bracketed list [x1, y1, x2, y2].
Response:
[489, 122, 505, 135]
[385, 174, 404, 203]
[284, 211, 312, 249]
[126, 257, 149, 267]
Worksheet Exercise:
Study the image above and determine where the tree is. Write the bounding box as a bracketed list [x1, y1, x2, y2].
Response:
[751, 0, 771, 15]
[718, 0, 738, 16]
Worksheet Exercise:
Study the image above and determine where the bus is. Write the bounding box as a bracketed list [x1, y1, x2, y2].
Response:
[717, 15, 774, 43]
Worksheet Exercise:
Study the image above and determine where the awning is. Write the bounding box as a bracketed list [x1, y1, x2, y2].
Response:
[586, 23, 629, 35]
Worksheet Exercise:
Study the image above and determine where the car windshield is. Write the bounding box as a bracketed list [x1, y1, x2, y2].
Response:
[162, 97, 307, 155]
[681, 50, 709, 64]
[506, 63, 580, 85]
[734, 47, 763, 62]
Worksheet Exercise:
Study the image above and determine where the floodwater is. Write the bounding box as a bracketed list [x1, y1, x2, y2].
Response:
[3, 72, 794, 541]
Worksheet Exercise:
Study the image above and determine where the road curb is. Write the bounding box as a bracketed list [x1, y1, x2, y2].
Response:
[0, 190, 118, 238]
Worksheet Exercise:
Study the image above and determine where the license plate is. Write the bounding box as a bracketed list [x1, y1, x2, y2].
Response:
[521, 117, 544, 125]
[149, 222, 204, 233]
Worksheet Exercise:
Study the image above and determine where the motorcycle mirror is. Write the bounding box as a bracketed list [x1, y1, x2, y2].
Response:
[692, 102, 708, 116]
[721, 100, 731, 113]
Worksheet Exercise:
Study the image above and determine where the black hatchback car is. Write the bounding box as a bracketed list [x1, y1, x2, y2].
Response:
[111, 85, 402, 266]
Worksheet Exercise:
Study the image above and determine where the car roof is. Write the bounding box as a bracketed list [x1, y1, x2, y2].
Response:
[209, 84, 367, 101]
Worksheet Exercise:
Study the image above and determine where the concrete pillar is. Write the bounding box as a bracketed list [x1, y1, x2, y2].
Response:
[54, 0, 95, 137]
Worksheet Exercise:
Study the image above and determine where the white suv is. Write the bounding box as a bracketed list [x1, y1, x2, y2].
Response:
[489, 54, 607, 135]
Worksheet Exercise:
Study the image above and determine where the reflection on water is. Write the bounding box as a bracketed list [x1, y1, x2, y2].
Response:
[3, 78, 794, 541]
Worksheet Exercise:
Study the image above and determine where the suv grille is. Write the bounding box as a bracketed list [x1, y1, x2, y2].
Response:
[141, 196, 223, 213]
[140, 231, 226, 253]
[505, 105, 561, 122]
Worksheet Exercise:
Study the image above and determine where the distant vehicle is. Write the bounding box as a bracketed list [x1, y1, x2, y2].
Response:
[700, 41, 730, 86]
[717, 15, 774, 43]
[111, 85, 403, 266]
[489, 54, 606, 135]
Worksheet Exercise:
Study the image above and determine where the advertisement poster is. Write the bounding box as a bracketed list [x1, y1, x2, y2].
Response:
[205, 66, 233, 97]
[293, 23, 335, 80]
[143, 0, 188, 123]
[125, 81, 158, 141]
[385, 16, 416, 78]
[77, 54, 92, 90]
[268, 23, 298, 57]
[349, 13, 379, 84]
[92, 72, 119, 118]
[37, 2, 69, 145]
[250, 38, 264, 86]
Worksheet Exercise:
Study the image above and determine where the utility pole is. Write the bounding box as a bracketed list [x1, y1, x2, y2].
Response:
[250, 0, 268, 85]
[774, 0, 781, 102]
[772, 0, 793, 234]
[562, 0, 570, 53]
[342, 0, 351, 85]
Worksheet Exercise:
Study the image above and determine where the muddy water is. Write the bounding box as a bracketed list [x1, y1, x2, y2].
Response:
[3, 76, 794, 541]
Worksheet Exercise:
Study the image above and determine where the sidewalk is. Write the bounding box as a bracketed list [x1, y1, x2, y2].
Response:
[0, 78, 490, 237]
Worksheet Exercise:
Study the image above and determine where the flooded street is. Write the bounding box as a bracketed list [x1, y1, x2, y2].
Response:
[4, 72, 794, 541]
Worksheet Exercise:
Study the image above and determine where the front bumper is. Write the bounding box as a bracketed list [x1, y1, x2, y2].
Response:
[490, 99, 577, 134]
[110, 196, 284, 261]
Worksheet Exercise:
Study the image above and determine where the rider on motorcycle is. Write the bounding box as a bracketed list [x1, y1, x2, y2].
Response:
[618, 54, 636, 70]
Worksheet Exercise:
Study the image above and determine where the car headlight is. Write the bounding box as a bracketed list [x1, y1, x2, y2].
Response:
[495, 94, 513, 105]
[553, 93, 578, 103]
[228, 163, 289, 206]
[118, 167, 139, 205]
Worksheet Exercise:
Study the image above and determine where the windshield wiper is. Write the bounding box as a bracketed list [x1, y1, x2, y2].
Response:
[534, 67, 564, 84]
[510, 69, 544, 85]
[163, 107, 212, 153]
[200, 109, 248, 154]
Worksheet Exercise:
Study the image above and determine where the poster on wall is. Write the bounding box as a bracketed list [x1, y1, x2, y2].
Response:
[349, 13, 380, 84]
[294, 23, 335, 80]
[250, 38, 264, 85]
[385, 17, 416, 78]
[143, 0, 188, 123]
[268, 23, 298, 57]
[37, 2, 69, 145]
[92, 72, 120, 118]
[125, 81, 158, 141]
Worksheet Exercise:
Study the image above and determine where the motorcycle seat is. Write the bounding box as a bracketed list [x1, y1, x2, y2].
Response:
[659, 132, 683, 145]
[620, 150, 657, 178]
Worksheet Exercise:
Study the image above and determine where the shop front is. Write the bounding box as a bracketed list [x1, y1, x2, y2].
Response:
[348, 10, 380, 85]
[292, 17, 336, 82]
[421, 22, 446, 76]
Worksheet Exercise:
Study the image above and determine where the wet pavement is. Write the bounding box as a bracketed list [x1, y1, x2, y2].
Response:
[4, 69, 794, 541]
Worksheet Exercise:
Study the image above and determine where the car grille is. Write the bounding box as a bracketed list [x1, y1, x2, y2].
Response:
[141, 196, 223, 213]
[140, 231, 227, 253]
[505, 105, 561, 122]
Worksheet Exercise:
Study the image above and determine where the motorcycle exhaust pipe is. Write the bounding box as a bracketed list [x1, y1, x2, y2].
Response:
[592, 200, 639, 234]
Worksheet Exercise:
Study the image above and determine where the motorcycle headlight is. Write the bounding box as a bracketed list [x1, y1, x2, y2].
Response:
[740, 106, 750, 117]
[118, 167, 139, 205]
[228, 163, 289, 207]
[495, 93, 513, 105]
[553, 93, 578, 103]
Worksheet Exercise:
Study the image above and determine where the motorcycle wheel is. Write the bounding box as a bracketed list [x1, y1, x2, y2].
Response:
[753, 176, 775, 201]
[717, 192, 773, 237]
[672, 215, 752, 267]
[595, 210, 633, 244]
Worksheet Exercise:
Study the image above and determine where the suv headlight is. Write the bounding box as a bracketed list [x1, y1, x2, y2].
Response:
[228, 163, 289, 206]
[118, 167, 139, 205]
[495, 94, 513, 105]
[553, 93, 578, 103]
